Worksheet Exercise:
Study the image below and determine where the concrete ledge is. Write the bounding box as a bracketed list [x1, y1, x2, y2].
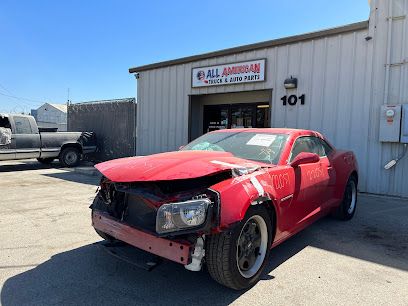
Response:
[69, 166, 101, 177]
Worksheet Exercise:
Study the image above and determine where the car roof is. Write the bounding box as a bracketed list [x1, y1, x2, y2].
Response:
[210, 128, 321, 137]
[0, 113, 32, 118]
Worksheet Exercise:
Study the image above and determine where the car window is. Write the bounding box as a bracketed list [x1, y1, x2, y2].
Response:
[314, 138, 333, 157]
[310, 138, 326, 157]
[289, 136, 323, 162]
[14, 117, 32, 134]
[182, 132, 289, 165]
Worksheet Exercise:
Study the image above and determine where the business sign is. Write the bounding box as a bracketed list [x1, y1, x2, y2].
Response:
[192, 59, 266, 88]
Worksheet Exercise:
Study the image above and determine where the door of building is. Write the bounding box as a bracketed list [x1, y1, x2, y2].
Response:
[203, 103, 270, 134]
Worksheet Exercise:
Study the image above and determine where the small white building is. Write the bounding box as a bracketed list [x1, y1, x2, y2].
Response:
[32, 103, 67, 131]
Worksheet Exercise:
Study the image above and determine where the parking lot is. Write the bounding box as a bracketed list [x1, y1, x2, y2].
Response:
[0, 159, 407, 306]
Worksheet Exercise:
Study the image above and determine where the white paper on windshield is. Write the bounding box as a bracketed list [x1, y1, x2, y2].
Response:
[246, 134, 276, 147]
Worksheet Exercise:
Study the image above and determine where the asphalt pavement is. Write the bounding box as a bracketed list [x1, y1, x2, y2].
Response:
[0, 159, 407, 305]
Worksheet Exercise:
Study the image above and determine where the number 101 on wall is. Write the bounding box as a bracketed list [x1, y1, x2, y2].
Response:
[281, 94, 305, 106]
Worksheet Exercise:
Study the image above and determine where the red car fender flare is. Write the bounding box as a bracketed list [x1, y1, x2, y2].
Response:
[334, 168, 359, 200]
[211, 173, 280, 231]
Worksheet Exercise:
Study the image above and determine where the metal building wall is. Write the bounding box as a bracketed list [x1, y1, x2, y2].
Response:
[36, 103, 67, 131]
[68, 99, 136, 161]
[136, 0, 408, 197]
[363, 0, 408, 196]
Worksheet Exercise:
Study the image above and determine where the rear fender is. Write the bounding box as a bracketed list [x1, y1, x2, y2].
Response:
[332, 151, 359, 199]
[60, 142, 82, 155]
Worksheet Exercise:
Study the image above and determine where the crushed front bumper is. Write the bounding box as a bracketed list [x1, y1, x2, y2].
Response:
[92, 210, 193, 265]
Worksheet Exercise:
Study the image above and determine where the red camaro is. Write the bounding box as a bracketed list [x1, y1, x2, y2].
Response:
[91, 128, 358, 290]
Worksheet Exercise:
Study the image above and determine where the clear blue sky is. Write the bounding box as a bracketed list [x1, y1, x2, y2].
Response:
[0, 0, 369, 113]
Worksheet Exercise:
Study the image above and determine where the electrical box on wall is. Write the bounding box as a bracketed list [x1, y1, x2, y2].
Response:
[401, 104, 408, 143]
[379, 105, 402, 142]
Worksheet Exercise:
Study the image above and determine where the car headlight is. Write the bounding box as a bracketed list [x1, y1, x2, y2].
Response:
[156, 198, 211, 234]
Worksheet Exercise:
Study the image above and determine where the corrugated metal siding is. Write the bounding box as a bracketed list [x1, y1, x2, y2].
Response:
[68, 99, 136, 161]
[136, 0, 408, 197]
[367, 0, 408, 197]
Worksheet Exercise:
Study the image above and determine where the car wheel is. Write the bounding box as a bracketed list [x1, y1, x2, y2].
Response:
[59, 147, 81, 167]
[333, 176, 358, 220]
[206, 205, 272, 290]
[37, 157, 55, 164]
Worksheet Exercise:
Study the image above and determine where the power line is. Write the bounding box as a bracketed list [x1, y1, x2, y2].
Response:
[0, 82, 46, 107]
[0, 82, 45, 114]
[0, 91, 44, 104]
[0, 83, 14, 95]
[0, 82, 74, 114]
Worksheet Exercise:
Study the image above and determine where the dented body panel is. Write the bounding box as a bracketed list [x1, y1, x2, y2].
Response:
[92, 210, 192, 265]
[92, 128, 358, 265]
[95, 150, 272, 182]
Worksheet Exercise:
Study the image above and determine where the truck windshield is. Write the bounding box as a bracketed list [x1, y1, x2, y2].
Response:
[182, 131, 288, 164]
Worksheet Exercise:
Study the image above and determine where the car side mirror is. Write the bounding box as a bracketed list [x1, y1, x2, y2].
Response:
[290, 152, 320, 167]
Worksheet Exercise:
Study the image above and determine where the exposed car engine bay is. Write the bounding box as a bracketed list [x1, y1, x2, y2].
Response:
[93, 171, 232, 237]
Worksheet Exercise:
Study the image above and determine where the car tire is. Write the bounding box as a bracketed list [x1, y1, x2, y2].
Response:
[332, 176, 358, 221]
[206, 205, 273, 290]
[37, 157, 55, 164]
[59, 147, 81, 167]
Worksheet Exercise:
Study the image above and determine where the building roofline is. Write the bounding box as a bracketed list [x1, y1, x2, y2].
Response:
[70, 97, 136, 106]
[46, 103, 68, 113]
[129, 20, 368, 73]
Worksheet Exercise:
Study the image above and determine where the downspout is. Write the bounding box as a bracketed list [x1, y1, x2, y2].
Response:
[398, 2, 407, 99]
[134, 99, 137, 156]
[383, 0, 393, 105]
[134, 73, 139, 156]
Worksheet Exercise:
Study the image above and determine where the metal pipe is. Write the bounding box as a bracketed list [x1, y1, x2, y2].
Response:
[399, 1, 407, 100]
[383, 0, 393, 105]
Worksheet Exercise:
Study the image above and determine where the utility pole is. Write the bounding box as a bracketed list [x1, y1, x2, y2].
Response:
[67, 88, 70, 105]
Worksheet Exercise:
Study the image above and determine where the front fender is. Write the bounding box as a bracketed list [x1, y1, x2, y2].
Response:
[210, 169, 282, 229]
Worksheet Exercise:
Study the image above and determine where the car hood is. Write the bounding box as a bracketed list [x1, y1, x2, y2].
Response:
[95, 150, 273, 182]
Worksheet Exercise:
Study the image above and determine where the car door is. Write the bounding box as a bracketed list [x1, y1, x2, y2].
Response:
[0, 115, 16, 160]
[288, 136, 329, 227]
[13, 116, 41, 159]
[311, 137, 336, 208]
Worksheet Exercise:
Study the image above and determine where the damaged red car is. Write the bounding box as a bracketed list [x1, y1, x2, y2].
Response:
[91, 128, 358, 290]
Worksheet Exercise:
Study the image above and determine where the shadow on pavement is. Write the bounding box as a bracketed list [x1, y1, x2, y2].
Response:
[266, 194, 408, 274]
[1, 195, 407, 305]
[0, 242, 244, 306]
[0, 160, 63, 173]
[42, 172, 99, 186]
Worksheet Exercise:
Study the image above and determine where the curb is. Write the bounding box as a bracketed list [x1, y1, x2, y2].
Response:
[70, 166, 101, 177]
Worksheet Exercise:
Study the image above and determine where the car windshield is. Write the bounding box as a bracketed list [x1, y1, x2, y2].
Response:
[182, 131, 289, 164]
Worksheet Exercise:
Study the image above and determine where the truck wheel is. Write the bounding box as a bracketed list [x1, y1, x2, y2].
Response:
[206, 205, 272, 290]
[59, 147, 81, 167]
[37, 158, 55, 164]
[332, 176, 358, 220]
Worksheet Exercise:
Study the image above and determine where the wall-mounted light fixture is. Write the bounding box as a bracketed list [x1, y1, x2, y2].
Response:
[134, 73, 140, 79]
[284, 76, 298, 89]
